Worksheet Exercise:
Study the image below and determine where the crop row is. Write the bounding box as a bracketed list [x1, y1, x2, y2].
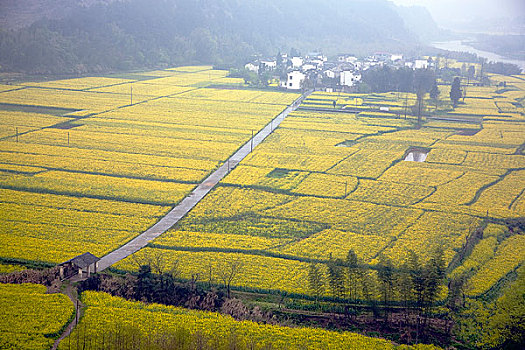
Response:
[0, 283, 73, 350]
[61, 291, 438, 350]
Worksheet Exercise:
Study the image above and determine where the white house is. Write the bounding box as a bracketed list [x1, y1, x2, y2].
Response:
[391, 54, 403, 62]
[325, 70, 336, 79]
[291, 57, 304, 69]
[414, 59, 429, 69]
[245, 62, 259, 73]
[338, 55, 358, 64]
[286, 70, 306, 90]
[311, 59, 325, 68]
[302, 63, 317, 72]
[340, 71, 361, 87]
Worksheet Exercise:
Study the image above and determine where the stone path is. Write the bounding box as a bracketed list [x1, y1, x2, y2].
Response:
[97, 92, 309, 272]
[51, 282, 85, 350]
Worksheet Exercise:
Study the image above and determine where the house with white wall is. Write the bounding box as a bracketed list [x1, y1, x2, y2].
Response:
[291, 57, 304, 69]
[302, 63, 317, 72]
[286, 70, 306, 90]
[245, 62, 259, 73]
[414, 59, 429, 69]
[340, 71, 361, 87]
[338, 54, 358, 64]
[391, 54, 403, 62]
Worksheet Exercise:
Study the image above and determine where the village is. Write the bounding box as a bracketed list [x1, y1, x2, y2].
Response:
[244, 52, 436, 92]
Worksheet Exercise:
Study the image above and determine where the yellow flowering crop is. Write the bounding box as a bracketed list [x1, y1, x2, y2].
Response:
[277, 229, 391, 263]
[346, 179, 434, 206]
[21, 77, 133, 90]
[0, 283, 74, 350]
[154, 230, 283, 250]
[466, 235, 525, 296]
[61, 291, 439, 350]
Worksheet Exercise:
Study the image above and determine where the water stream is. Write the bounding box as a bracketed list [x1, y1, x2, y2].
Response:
[432, 40, 525, 71]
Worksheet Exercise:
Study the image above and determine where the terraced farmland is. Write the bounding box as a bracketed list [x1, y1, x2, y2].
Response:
[114, 72, 525, 301]
[0, 67, 299, 264]
[1, 68, 524, 350]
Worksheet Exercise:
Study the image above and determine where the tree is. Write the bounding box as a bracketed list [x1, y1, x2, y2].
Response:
[413, 69, 436, 127]
[421, 247, 446, 326]
[467, 65, 476, 79]
[345, 249, 360, 304]
[129, 249, 168, 275]
[450, 76, 462, 108]
[276, 51, 283, 67]
[397, 261, 413, 327]
[429, 81, 440, 111]
[135, 265, 155, 302]
[377, 256, 394, 323]
[327, 258, 346, 299]
[218, 259, 243, 298]
[408, 250, 425, 341]
[360, 271, 378, 318]
[308, 263, 325, 304]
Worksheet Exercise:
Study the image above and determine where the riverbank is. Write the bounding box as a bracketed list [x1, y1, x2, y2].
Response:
[432, 40, 525, 71]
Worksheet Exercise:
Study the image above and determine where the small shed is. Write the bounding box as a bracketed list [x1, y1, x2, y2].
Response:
[59, 252, 100, 280]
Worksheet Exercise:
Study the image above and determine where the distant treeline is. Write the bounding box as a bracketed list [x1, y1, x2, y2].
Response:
[0, 0, 423, 75]
[471, 34, 525, 62]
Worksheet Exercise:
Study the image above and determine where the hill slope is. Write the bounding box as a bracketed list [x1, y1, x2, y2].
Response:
[0, 0, 428, 74]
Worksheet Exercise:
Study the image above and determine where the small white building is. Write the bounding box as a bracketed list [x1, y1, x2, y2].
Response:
[338, 55, 358, 64]
[245, 62, 259, 73]
[311, 59, 324, 67]
[302, 63, 317, 72]
[414, 59, 429, 69]
[391, 54, 403, 62]
[286, 70, 306, 90]
[291, 57, 304, 69]
[340, 71, 361, 87]
[325, 70, 337, 79]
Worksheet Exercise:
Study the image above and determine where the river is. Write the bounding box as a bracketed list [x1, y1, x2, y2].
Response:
[432, 40, 525, 71]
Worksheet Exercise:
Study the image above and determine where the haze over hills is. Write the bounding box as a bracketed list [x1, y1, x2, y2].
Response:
[0, 0, 442, 75]
[390, 0, 525, 34]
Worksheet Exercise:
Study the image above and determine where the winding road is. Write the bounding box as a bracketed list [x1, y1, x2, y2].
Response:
[96, 92, 310, 272]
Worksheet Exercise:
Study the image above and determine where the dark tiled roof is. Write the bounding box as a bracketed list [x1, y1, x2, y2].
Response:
[61, 252, 100, 269]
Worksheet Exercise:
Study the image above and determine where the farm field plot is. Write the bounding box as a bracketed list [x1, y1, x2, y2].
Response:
[0, 67, 300, 265]
[0, 283, 74, 350]
[122, 77, 525, 300]
[60, 291, 438, 350]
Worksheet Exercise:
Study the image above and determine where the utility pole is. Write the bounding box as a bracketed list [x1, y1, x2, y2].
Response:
[406, 93, 410, 119]
[67, 132, 70, 146]
[344, 181, 348, 197]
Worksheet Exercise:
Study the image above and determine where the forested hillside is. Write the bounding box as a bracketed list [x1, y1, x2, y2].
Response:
[0, 0, 433, 74]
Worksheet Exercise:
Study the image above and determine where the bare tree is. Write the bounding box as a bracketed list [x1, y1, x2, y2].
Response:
[129, 249, 168, 275]
[218, 259, 243, 298]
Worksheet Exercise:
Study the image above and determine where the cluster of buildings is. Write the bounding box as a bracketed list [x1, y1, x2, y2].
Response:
[244, 52, 435, 91]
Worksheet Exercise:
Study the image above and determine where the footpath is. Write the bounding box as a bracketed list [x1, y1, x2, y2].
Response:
[96, 92, 310, 272]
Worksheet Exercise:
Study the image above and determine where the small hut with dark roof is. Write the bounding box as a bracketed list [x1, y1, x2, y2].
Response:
[59, 252, 100, 280]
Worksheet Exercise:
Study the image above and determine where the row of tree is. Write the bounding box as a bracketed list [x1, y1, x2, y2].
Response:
[309, 248, 446, 339]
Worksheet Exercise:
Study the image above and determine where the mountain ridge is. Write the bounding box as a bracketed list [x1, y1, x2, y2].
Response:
[0, 0, 440, 74]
